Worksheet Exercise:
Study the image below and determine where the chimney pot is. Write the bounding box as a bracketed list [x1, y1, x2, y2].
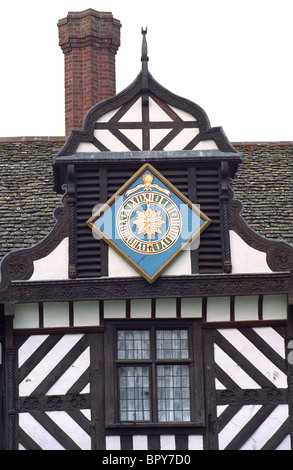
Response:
[58, 9, 121, 136]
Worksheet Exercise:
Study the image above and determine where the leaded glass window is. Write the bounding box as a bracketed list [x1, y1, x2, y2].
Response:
[119, 366, 150, 421]
[116, 328, 192, 423]
[157, 365, 190, 422]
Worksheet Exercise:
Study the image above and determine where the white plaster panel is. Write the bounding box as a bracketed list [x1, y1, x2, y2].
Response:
[160, 435, 176, 450]
[230, 230, 272, 274]
[108, 247, 139, 277]
[14, 303, 39, 329]
[94, 129, 129, 151]
[276, 436, 291, 450]
[169, 105, 197, 121]
[104, 299, 126, 318]
[132, 435, 148, 450]
[163, 250, 192, 276]
[47, 347, 90, 395]
[193, 140, 218, 150]
[150, 128, 171, 149]
[120, 129, 142, 149]
[263, 294, 287, 320]
[76, 142, 100, 153]
[234, 295, 259, 321]
[43, 302, 70, 328]
[130, 299, 152, 318]
[150, 98, 172, 121]
[214, 344, 260, 389]
[97, 107, 121, 122]
[240, 405, 289, 450]
[188, 435, 203, 450]
[18, 335, 49, 367]
[108, 246, 191, 278]
[156, 298, 177, 318]
[253, 327, 285, 358]
[30, 238, 69, 281]
[46, 411, 91, 450]
[181, 298, 202, 318]
[106, 436, 121, 450]
[164, 128, 200, 151]
[119, 98, 142, 122]
[218, 405, 262, 450]
[73, 301, 100, 326]
[207, 297, 230, 322]
[19, 413, 65, 450]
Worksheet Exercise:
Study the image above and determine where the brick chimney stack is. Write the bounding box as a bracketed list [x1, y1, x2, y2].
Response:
[58, 9, 121, 136]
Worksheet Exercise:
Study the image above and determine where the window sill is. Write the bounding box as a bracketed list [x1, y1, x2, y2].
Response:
[106, 422, 205, 433]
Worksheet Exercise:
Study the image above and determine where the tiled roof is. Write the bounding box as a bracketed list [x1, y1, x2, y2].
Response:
[232, 142, 293, 245]
[0, 138, 292, 261]
[0, 138, 64, 260]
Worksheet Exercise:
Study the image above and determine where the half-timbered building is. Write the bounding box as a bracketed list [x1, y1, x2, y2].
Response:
[1, 9, 293, 451]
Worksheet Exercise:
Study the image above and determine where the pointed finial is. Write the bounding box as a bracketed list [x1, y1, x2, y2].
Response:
[141, 27, 149, 106]
[141, 27, 148, 60]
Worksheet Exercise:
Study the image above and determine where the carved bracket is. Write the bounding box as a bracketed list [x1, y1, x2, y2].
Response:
[0, 189, 69, 293]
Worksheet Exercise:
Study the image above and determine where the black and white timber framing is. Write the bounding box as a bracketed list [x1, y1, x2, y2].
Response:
[0, 31, 293, 451]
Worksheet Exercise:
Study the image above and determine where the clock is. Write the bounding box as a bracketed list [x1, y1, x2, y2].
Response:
[87, 164, 211, 283]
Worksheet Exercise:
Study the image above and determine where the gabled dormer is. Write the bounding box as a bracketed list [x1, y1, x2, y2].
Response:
[0, 11, 292, 295]
[53, 28, 243, 281]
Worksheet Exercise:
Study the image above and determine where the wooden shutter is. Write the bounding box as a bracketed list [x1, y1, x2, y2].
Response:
[76, 167, 101, 277]
[196, 166, 222, 273]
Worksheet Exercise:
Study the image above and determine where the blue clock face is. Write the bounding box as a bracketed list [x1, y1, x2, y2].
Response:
[87, 164, 211, 283]
[117, 189, 181, 254]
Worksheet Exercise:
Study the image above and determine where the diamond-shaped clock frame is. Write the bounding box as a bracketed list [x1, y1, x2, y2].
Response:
[87, 163, 211, 283]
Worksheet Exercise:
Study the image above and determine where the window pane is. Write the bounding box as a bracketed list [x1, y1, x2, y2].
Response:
[119, 367, 150, 421]
[117, 330, 150, 359]
[157, 365, 190, 422]
[156, 329, 189, 359]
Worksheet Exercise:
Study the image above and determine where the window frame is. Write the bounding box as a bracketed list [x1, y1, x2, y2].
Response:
[104, 319, 205, 430]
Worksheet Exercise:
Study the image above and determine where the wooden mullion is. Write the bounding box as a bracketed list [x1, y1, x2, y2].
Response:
[90, 332, 105, 450]
[192, 321, 205, 425]
[175, 434, 188, 450]
[39, 302, 44, 329]
[202, 328, 218, 450]
[147, 434, 160, 449]
[120, 435, 133, 450]
[150, 327, 157, 423]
